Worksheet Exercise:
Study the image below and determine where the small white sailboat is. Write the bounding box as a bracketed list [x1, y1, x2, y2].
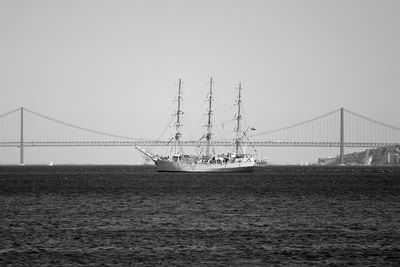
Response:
[136, 78, 257, 172]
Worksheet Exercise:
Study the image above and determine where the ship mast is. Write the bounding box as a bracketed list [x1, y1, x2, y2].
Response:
[205, 77, 214, 156]
[234, 82, 243, 155]
[174, 78, 183, 155]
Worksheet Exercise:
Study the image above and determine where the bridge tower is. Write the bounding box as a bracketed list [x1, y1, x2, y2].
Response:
[340, 107, 344, 165]
[20, 107, 24, 165]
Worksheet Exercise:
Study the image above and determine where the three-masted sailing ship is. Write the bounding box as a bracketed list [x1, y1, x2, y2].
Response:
[135, 78, 256, 172]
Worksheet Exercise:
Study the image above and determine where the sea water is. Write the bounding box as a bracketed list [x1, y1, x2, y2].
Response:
[0, 165, 399, 266]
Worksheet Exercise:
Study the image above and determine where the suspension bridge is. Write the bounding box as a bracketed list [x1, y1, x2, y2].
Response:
[1, 107, 399, 164]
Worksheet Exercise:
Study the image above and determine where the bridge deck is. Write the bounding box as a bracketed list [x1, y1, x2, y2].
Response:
[1, 141, 399, 148]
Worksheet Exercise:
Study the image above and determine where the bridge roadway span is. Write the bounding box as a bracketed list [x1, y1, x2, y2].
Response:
[1, 141, 399, 148]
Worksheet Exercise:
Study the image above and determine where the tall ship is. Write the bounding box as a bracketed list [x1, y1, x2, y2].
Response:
[135, 78, 257, 172]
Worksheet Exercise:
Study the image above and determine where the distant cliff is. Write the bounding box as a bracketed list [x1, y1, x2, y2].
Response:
[318, 145, 400, 166]
[369, 145, 400, 165]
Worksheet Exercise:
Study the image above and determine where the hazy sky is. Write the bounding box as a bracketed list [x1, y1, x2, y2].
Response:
[1, 0, 399, 164]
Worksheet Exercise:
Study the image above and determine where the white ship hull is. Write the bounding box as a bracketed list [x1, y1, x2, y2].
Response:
[154, 159, 256, 172]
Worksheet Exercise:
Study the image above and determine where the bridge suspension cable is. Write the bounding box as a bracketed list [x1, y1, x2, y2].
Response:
[0, 108, 20, 119]
[344, 108, 400, 131]
[23, 107, 146, 141]
[249, 108, 342, 144]
[0, 108, 21, 143]
[251, 108, 340, 137]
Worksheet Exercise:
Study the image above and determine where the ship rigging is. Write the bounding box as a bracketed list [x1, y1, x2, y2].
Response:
[135, 78, 257, 172]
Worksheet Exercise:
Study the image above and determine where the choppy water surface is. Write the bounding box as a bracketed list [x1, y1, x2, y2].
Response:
[0, 165, 399, 266]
